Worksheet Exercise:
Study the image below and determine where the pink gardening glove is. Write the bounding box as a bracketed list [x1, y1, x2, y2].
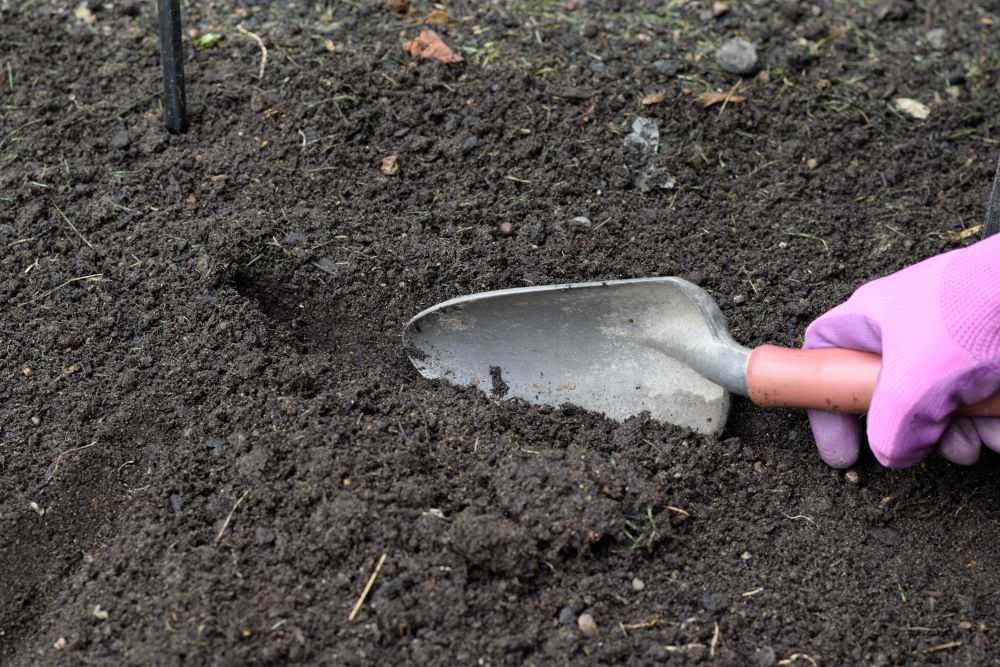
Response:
[803, 235, 1000, 468]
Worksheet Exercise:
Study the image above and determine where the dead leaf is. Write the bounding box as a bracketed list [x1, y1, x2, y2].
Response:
[641, 91, 667, 106]
[424, 9, 449, 25]
[324, 39, 336, 52]
[403, 29, 463, 64]
[385, 0, 410, 13]
[381, 155, 400, 176]
[696, 90, 747, 108]
[74, 2, 96, 25]
[951, 225, 982, 241]
[893, 97, 929, 119]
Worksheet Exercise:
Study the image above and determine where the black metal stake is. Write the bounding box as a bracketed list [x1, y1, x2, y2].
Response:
[983, 154, 1000, 239]
[158, 0, 187, 133]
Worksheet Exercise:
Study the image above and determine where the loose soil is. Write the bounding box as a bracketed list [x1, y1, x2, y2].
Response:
[4, 1, 1000, 665]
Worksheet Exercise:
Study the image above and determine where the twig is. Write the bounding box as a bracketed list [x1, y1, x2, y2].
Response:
[237, 25, 268, 80]
[18, 273, 104, 307]
[54, 206, 95, 250]
[349, 552, 387, 621]
[215, 490, 251, 545]
[916, 641, 962, 654]
[709, 622, 721, 658]
[620, 616, 662, 631]
[778, 653, 818, 666]
[47, 441, 99, 482]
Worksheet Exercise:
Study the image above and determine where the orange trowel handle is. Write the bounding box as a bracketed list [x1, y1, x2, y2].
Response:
[745, 344, 1000, 417]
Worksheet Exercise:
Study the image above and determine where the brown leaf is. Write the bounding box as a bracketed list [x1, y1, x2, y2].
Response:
[385, 0, 409, 13]
[697, 90, 747, 108]
[403, 29, 463, 64]
[381, 155, 400, 176]
[424, 9, 449, 25]
[74, 1, 96, 25]
[323, 39, 336, 52]
[641, 91, 666, 106]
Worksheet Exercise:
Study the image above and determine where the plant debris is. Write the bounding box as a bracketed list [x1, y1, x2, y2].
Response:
[697, 90, 747, 108]
[892, 97, 930, 119]
[641, 91, 667, 106]
[381, 154, 400, 176]
[402, 29, 463, 64]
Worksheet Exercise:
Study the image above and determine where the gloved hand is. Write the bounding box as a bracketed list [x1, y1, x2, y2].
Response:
[803, 235, 1000, 468]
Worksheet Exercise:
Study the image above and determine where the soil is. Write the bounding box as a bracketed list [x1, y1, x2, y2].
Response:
[4, 1, 1000, 665]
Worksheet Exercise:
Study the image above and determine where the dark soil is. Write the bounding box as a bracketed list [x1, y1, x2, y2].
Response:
[4, 1, 1000, 665]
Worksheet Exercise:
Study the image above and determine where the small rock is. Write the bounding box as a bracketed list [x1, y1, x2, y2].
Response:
[652, 59, 680, 77]
[30, 416, 41, 426]
[740, 551, 752, 560]
[93, 604, 110, 621]
[926, 28, 947, 51]
[499, 222, 514, 236]
[716, 38, 758, 76]
[206, 437, 226, 450]
[733, 294, 747, 305]
[686, 271, 705, 286]
[844, 469, 860, 484]
[110, 127, 130, 150]
[624, 117, 659, 155]
[283, 231, 306, 246]
[169, 494, 185, 512]
[461, 135, 479, 155]
[577, 613, 598, 636]
[53, 637, 67, 650]
[255, 527, 276, 545]
[753, 646, 777, 667]
[701, 591, 726, 612]
[589, 61, 608, 75]
[570, 216, 592, 229]
[21, 367, 32, 378]
[558, 606, 576, 625]
[806, 158, 818, 170]
[712, 2, 729, 17]
[631, 577, 645, 592]
[582, 23, 599, 38]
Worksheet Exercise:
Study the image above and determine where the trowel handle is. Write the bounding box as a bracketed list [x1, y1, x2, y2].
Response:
[745, 344, 1000, 416]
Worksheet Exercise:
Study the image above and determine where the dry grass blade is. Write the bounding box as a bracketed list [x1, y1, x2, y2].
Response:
[215, 490, 251, 545]
[349, 552, 388, 621]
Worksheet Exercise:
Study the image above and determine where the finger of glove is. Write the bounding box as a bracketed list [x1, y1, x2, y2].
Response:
[937, 418, 981, 466]
[803, 311, 883, 354]
[807, 409, 861, 468]
[973, 417, 1000, 454]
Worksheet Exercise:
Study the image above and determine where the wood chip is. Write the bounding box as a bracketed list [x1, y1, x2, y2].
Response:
[641, 91, 667, 106]
[893, 97, 930, 119]
[381, 154, 400, 176]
